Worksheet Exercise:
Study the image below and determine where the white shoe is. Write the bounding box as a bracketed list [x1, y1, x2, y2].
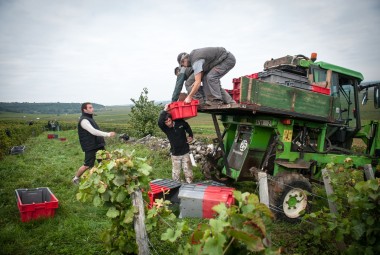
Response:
[72, 176, 80, 185]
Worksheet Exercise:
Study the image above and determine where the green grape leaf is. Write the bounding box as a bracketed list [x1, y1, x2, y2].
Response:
[228, 228, 264, 252]
[138, 163, 152, 176]
[106, 207, 120, 218]
[79, 180, 92, 190]
[76, 192, 82, 201]
[93, 175, 101, 185]
[116, 191, 127, 203]
[161, 228, 182, 242]
[209, 219, 229, 233]
[93, 196, 102, 207]
[102, 190, 111, 201]
[241, 204, 255, 214]
[246, 193, 259, 205]
[351, 223, 365, 240]
[113, 174, 126, 187]
[123, 208, 134, 224]
[212, 203, 228, 219]
[107, 160, 116, 170]
[233, 190, 242, 203]
[202, 233, 226, 255]
[98, 184, 107, 194]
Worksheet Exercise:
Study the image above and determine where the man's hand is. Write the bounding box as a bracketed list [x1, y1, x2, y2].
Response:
[184, 96, 192, 104]
[164, 104, 169, 111]
[109, 132, 116, 137]
[187, 136, 193, 143]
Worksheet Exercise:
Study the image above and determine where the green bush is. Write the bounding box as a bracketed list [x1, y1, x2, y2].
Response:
[0, 122, 45, 159]
[128, 88, 162, 138]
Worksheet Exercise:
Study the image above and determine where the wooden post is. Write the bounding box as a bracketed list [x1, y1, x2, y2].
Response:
[258, 172, 269, 208]
[131, 189, 150, 255]
[322, 168, 346, 250]
[322, 168, 338, 214]
[364, 164, 375, 180]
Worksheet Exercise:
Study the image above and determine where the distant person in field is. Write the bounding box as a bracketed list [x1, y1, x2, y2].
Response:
[158, 104, 194, 183]
[72, 102, 116, 185]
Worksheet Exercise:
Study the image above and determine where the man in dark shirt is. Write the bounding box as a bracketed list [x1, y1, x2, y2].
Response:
[158, 104, 194, 183]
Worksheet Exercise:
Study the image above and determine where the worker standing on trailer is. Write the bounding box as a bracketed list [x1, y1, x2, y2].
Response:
[158, 104, 194, 183]
[177, 47, 236, 106]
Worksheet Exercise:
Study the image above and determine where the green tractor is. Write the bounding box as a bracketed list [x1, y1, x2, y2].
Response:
[199, 53, 380, 222]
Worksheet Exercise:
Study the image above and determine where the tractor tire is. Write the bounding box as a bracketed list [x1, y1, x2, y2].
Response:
[269, 171, 312, 223]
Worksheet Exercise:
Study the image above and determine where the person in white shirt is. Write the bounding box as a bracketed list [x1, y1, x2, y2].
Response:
[72, 102, 115, 184]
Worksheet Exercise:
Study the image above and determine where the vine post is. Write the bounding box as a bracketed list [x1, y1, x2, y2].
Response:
[131, 189, 149, 255]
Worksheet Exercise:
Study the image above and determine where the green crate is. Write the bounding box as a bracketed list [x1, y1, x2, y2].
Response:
[240, 76, 334, 121]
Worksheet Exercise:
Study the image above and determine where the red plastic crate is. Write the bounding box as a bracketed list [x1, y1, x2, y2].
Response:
[47, 134, 55, 139]
[245, 73, 259, 79]
[15, 187, 59, 222]
[202, 186, 235, 218]
[225, 89, 240, 103]
[311, 85, 330, 95]
[232, 78, 241, 90]
[148, 179, 182, 208]
[168, 100, 199, 120]
[148, 183, 171, 208]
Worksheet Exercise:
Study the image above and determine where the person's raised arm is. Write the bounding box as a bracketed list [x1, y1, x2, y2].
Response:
[158, 104, 169, 129]
[171, 69, 186, 102]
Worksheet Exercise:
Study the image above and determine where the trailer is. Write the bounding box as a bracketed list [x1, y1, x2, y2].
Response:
[199, 53, 380, 221]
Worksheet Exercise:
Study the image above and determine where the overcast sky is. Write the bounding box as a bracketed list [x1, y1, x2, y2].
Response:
[0, 0, 379, 106]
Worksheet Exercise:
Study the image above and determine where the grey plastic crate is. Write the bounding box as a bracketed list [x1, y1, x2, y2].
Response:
[258, 69, 311, 90]
[15, 187, 53, 204]
[196, 180, 226, 186]
[10, 145, 26, 155]
[178, 184, 207, 218]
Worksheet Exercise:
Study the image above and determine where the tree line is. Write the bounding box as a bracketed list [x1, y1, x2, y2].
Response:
[0, 102, 105, 114]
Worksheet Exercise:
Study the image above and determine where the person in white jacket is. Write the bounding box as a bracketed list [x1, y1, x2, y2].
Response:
[72, 102, 115, 184]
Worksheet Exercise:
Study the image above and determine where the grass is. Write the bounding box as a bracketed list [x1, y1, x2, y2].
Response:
[0, 129, 312, 254]
[0, 130, 212, 254]
[0, 106, 353, 254]
[0, 130, 110, 255]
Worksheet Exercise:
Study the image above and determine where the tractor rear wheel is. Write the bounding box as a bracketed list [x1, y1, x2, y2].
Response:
[269, 171, 312, 222]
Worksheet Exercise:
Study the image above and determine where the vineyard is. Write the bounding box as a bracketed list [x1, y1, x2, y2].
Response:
[0, 94, 379, 254]
[0, 125, 378, 254]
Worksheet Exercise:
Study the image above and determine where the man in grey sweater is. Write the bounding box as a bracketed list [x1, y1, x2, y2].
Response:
[177, 47, 236, 106]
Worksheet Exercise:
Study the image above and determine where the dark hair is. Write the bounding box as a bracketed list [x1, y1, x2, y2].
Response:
[174, 67, 180, 75]
[177, 52, 188, 64]
[81, 102, 91, 113]
[165, 113, 172, 120]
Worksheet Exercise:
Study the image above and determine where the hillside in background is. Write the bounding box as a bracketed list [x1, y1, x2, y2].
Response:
[0, 102, 105, 114]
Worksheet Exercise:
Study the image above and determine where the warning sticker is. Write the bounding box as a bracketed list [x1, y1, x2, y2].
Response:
[283, 130, 293, 142]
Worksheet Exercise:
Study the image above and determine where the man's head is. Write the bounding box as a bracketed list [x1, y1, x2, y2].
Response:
[177, 52, 189, 67]
[174, 66, 180, 76]
[164, 113, 173, 127]
[81, 102, 94, 114]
